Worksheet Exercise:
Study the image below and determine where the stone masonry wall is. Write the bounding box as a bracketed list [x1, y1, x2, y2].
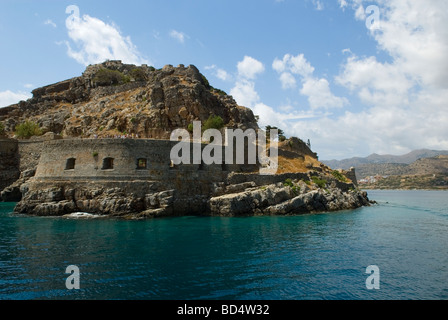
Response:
[0, 139, 20, 192]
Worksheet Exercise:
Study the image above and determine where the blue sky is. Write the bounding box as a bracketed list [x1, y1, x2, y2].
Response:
[1, 0, 447, 160]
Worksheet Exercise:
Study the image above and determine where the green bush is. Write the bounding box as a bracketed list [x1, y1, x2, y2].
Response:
[203, 115, 224, 131]
[187, 123, 194, 133]
[311, 176, 327, 188]
[130, 68, 147, 81]
[15, 121, 42, 139]
[93, 68, 127, 86]
[331, 170, 348, 182]
[284, 178, 294, 187]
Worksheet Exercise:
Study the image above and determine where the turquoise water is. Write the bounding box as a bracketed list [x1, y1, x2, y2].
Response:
[1, 190, 447, 300]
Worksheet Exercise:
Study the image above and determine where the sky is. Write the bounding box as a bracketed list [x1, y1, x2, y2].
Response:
[1, 0, 447, 160]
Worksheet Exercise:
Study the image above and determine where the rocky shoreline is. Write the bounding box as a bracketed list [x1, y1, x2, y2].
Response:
[12, 171, 372, 219]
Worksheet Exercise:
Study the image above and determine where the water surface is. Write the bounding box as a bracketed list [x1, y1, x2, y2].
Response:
[1, 190, 447, 300]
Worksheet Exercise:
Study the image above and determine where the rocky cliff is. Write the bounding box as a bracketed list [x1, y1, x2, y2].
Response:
[0, 60, 258, 139]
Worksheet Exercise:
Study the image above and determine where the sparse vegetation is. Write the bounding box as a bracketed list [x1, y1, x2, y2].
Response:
[203, 115, 224, 131]
[15, 121, 42, 139]
[292, 185, 299, 194]
[130, 68, 147, 81]
[331, 170, 348, 182]
[212, 88, 227, 96]
[311, 176, 327, 188]
[0, 122, 5, 135]
[92, 151, 99, 157]
[187, 123, 194, 133]
[93, 68, 128, 86]
[201, 74, 211, 89]
[284, 178, 294, 187]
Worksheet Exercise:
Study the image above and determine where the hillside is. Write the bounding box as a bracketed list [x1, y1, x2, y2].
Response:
[0, 60, 258, 140]
[359, 155, 448, 189]
[323, 149, 448, 170]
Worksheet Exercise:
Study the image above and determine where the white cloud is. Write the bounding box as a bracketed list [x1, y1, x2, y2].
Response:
[237, 56, 265, 80]
[318, 0, 448, 158]
[253, 103, 324, 130]
[279, 72, 296, 89]
[312, 0, 324, 11]
[169, 30, 188, 43]
[301, 78, 348, 109]
[336, 55, 413, 106]
[232, 0, 448, 159]
[0, 90, 31, 108]
[338, 0, 348, 9]
[65, 12, 148, 66]
[273, 54, 314, 78]
[230, 56, 265, 108]
[205, 65, 231, 82]
[230, 79, 260, 108]
[337, 1, 448, 104]
[273, 53, 347, 109]
[44, 19, 57, 28]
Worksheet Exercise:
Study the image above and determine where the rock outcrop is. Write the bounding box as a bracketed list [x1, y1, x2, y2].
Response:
[0, 61, 258, 140]
[14, 167, 371, 218]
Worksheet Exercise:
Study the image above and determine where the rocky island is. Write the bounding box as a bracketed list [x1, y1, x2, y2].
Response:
[0, 61, 371, 218]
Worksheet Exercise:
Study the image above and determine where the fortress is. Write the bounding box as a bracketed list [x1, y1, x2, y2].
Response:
[0, 135, 367, 218]
[0, 61, 368, 217]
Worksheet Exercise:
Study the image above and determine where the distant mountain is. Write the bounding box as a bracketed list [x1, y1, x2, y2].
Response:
[323, 149, 448, 170]
[358, 155, 448, 189]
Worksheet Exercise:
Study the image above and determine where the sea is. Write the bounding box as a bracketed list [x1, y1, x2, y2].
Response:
[0, 190, 447, 300]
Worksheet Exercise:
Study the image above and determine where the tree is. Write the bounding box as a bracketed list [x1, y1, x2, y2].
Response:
[93, 68, 126, 86]
[265, 125, 285, 140]
[130, 68, 147, 81]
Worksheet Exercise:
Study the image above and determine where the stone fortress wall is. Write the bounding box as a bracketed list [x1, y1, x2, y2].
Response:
[34, 138, 256, 181]
[0, 139, 20, 191]
[2, 136, 368, 217]
[10, 137, 265, 216]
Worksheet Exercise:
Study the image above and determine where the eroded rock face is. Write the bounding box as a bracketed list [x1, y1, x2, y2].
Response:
[0, 139, 20, 197]
[13, 168, 371, 218]
[1, 61, 259, 140]
[209, 181, 370, 217]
